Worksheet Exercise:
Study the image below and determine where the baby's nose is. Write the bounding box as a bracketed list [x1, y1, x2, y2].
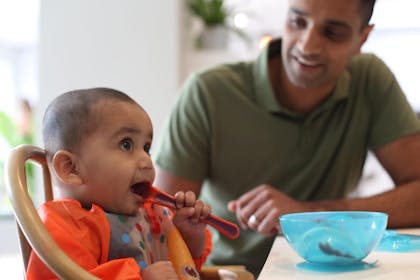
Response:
[137, 152, 153, 170]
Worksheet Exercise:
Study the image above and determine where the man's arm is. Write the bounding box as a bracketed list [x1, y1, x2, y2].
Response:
[335, 133, 420, 228]
[303, 133, 420, 229]
[154, 166, 203, 196]
[156, 133, 420, 232]
[231, 134, 420, 235]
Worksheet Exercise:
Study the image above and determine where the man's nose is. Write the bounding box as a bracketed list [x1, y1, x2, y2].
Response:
[298, 26, 322, 55]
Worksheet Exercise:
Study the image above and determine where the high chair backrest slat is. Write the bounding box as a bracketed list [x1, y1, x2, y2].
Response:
[5, 144, 99, 279]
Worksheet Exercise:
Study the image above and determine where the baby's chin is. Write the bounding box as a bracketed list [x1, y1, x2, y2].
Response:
[105, 203, 143, 216]
[126, 204, 144, 216]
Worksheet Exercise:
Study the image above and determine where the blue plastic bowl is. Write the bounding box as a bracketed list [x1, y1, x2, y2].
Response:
[279, 211, 388, 265]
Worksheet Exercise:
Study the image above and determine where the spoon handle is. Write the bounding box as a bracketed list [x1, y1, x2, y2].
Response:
[148, 186, 240, 239]
[203, 213, 240, 239]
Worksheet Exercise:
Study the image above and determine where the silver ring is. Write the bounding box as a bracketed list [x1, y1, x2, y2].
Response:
[248, 214, 260, 226]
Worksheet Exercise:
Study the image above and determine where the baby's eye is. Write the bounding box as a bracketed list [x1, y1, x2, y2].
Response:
[120, 138, 133, 151]
[144, 143, 151, 155]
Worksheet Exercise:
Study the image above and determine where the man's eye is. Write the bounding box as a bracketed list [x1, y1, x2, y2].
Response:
[288, 17, 306, 29]
[324, 28, 348, 41]
[120, 139, 133, 151]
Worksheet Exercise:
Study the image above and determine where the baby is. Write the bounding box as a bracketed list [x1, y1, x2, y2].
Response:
[26, 88, 212, 279]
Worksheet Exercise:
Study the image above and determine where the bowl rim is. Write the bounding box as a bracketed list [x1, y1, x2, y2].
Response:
[279, 211, 388, 222]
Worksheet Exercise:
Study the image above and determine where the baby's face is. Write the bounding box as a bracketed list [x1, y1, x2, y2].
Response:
[76, 99, 155, 215]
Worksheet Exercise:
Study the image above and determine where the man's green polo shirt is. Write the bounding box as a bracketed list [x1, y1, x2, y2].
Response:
[155, 39, 420, 276]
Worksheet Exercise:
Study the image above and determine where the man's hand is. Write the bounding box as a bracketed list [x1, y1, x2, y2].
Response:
[228, 184, 312, 236]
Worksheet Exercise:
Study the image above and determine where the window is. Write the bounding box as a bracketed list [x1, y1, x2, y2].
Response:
[0, 0, 39, 216]
[362, 0, 420, 111]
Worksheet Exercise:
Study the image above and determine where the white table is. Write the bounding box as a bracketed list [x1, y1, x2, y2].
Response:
[258, 228, 420, 279]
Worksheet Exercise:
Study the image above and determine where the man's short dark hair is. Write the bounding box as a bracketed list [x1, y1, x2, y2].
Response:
[42, 87, 139, 161]
[360, 0, 376, 28]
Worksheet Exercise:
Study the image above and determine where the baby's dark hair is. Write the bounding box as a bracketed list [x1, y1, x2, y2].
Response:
[360, 0, 376, 28]
[42, 87, 139, 162]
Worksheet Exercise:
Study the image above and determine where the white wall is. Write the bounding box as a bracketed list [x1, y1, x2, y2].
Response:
[38, 0, 181, 150]
[362, 0, 420, 111]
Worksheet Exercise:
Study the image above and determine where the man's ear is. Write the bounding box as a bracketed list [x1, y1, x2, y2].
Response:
[52, 150, 83, 186]
[355, 24, 374, 54]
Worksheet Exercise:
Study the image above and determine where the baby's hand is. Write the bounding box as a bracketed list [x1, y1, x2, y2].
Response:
[172, 191, 211, 257]
[142, 261, 178, 280]
[174, 191, 211, 224]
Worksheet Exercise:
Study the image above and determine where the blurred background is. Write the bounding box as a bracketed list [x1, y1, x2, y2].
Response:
[1, 0, 419, 277]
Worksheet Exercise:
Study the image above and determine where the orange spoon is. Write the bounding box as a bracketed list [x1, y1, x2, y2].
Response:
[133, 184, 240, 239]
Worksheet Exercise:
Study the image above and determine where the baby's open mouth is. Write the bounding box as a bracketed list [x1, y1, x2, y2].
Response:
[131, 182, 151, 198]
[130, 183, 176, 209]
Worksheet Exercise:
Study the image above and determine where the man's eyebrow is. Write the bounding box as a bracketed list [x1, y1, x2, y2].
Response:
[325, 19, 352, 31]
[290, 7, 352, 32]
[290, 7, 306, 16]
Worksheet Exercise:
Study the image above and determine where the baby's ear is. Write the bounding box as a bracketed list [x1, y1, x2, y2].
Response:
[52, 150, 83, 186]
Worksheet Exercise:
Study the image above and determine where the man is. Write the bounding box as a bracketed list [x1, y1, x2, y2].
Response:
[154, 0, 420, 276]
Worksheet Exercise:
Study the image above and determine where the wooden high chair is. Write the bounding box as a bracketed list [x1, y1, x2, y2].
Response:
[5, 144, 254, 280]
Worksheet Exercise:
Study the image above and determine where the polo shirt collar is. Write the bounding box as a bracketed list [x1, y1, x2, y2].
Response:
[253, 41, 279, 112]
[252, 39, 350, 116]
